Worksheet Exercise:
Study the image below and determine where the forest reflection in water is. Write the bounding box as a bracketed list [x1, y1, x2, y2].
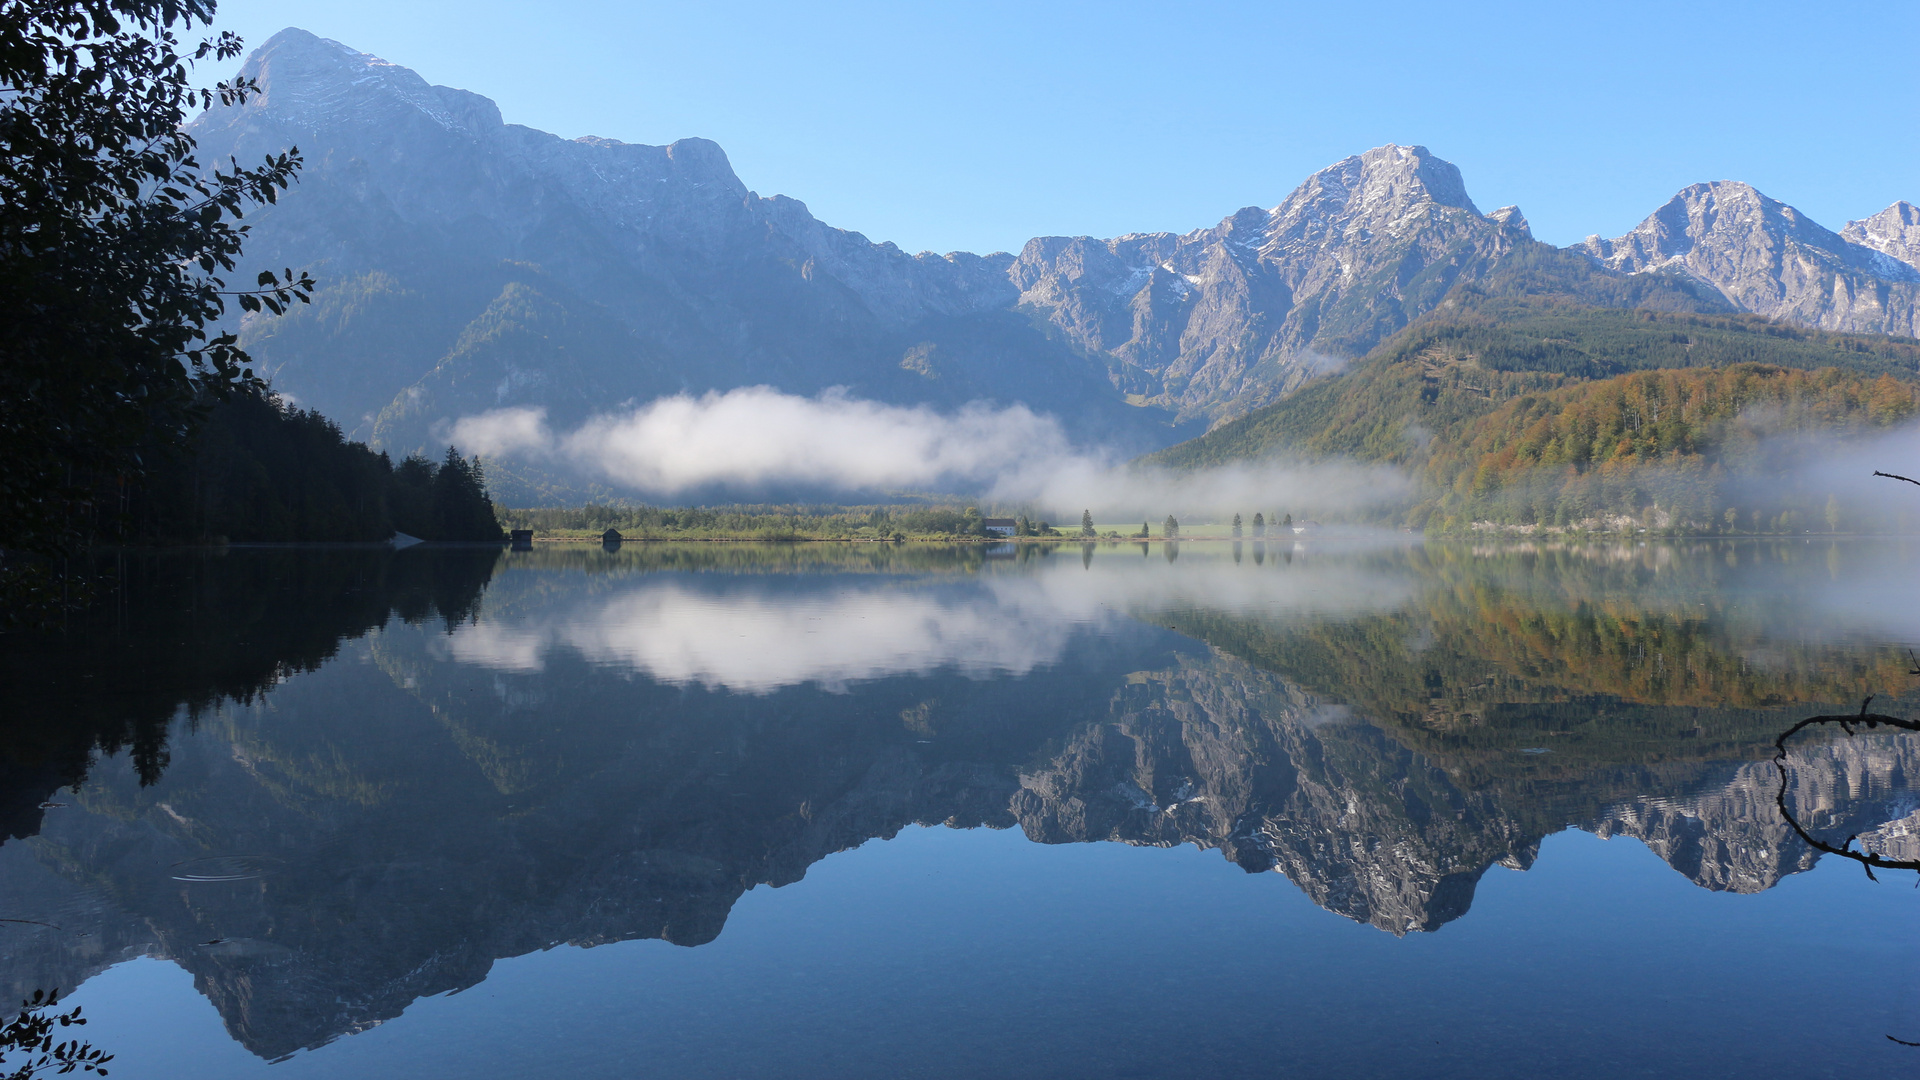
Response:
[4, 538, 1920, 1076]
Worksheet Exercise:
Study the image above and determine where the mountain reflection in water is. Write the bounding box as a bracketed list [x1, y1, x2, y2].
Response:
[4, 540, 1920, 1070]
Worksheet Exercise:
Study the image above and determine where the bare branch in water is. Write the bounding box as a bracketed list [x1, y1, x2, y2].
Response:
[1772, 697, 1920, 882]
[1774, 697, 1920, 1046]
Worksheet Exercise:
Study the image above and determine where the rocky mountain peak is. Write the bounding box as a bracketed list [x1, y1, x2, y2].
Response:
[1577, 181, 1827, 272]
[1262, 144, 1481, 264]
[235, 27, 504, 139]
[1575, 180, 1920, 336]
[1486, 205, 1530, 236]
[1843, 201, 1920, 272]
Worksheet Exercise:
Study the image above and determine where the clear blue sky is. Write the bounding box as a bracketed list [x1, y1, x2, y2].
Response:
[203, 0, 1917, 255]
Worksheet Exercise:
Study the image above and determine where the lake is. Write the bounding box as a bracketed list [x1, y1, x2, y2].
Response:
[4, 538, 1920, 1078]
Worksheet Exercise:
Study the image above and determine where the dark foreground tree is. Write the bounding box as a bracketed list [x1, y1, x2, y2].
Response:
[0, 989, 112, 1078]
[0, 1, 313, 563]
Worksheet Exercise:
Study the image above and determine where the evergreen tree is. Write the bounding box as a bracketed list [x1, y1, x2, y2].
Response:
[1281, 513, 1293, 530]
[1164, 515, 1179, 539]
[430, 446, 503, 541]
[1253, 512, 1265, 536]
[1231, 513, 1243, 537]
[1081, 509, 1095, 537]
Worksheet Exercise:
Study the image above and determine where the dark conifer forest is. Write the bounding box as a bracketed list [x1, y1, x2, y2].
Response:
[118, 391, 502, 544]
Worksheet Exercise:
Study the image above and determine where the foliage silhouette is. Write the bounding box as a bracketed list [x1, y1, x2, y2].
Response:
[0, 1, 314, 562]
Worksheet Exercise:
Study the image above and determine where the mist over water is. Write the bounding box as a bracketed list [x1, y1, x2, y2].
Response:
[448, 387, 1409, 516]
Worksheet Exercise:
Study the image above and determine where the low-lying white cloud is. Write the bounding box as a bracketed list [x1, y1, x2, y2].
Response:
[449, 387, 1407, 517]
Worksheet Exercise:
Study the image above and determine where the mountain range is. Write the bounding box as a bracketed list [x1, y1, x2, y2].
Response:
[196, 29, 1920, 495]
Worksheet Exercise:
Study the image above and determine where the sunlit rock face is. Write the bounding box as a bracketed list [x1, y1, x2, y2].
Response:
[1843, 202, 1920, 274]
[1577, 183, 1920, 338]
[1009, 146, 1539, 425]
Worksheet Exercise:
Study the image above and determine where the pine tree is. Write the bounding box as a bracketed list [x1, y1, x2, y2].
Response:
[1164, 515, 1179, 539]
[1253, 512, 1265, 536]
[1281, 513, 1293, 530]
[1081, 509, 1095, 537]
[1231, 513, 1243, 537]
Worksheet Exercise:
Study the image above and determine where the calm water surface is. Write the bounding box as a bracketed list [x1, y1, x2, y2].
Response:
[4, 539, 1920, 1078]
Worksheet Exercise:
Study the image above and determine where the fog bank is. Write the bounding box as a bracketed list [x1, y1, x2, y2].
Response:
[449, 387, 1406, 517]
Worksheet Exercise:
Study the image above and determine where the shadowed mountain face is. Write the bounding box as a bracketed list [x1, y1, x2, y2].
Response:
[194, 29, 1915, 472]
[4, 542, 1920, 1058]
[196, 29, 1160, 461]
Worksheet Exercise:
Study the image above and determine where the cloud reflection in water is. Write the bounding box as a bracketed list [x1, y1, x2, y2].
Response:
[440, 545, 1418, 693]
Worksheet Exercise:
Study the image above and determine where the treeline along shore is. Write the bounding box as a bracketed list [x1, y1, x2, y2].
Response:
[96, 390, 504, 547]
[504, 504, 1047, 542]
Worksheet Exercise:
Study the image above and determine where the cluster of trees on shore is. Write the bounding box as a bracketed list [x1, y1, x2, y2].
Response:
[502, 503, 1007, 541]
[118, 391, 502, 544]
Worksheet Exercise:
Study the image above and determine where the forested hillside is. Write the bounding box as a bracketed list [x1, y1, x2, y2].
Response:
[1423, 364, 1916, 530]
[1148, 300, 1920, 532]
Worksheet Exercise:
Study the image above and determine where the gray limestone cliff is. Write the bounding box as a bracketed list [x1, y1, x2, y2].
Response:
[194, 29, 1146, 466]
[1843, 201, 1920, 273]
[1577, 183, 1920, 339]
[1009, 146, 1537, 424]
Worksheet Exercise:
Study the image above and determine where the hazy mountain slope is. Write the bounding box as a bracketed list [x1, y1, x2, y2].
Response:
[1577, 183, 1920, 338]
[192, 29, 1166, 454]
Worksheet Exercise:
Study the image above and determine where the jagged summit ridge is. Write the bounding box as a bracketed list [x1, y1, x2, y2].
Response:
[1844, 201, 1920, 272]
[1577, 181, 1920, 337]
[1008, 142, 1536, 422]
[238, 28, 504, 138]
[1261, 143, 1482, 267]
